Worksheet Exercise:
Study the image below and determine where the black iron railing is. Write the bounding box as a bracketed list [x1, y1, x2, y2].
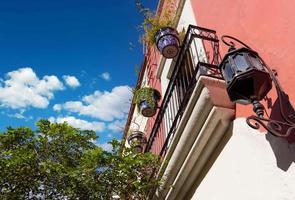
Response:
[144, 25, 223, 156]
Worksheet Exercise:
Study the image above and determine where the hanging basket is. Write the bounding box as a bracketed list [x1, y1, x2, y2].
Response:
[155, 27, 180, 59]
[127, 131, 146, 153]
[139, 99, 157, 117]
[134, 87, 161, 117]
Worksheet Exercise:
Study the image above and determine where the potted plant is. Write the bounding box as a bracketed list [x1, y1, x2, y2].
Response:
[127, 130, 147, 153]
[137, 0, 180, 58]
[133, 87, 161, 117]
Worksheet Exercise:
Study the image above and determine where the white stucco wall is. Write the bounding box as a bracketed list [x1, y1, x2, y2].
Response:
[159, 58, 172, 93]
[191, 118, 295, 200]
[176, 0, 197, 32]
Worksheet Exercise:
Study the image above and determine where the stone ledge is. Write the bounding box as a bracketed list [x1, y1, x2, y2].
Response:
[154, 76, 235, 199]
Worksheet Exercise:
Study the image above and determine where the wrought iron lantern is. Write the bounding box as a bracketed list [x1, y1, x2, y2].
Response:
[219, 36, 272, 106]
[127, 131, 147, 153]
[219, 35, 295, 138]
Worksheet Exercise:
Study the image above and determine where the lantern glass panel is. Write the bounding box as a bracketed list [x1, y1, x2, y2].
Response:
[223, 61, 235, 83]
[248, 54, 264, 70]
[233, 54, 250, 72]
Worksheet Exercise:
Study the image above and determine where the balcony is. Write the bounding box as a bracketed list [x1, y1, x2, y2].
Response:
[145, 25, 236, 199]
[145, 25, 226, 155]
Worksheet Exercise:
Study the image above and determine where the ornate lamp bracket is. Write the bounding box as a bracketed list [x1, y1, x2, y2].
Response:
[246, 75, 295, 137]
[221, 35, 295, 138]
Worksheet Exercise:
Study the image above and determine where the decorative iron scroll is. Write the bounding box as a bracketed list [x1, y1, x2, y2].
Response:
[246, 115, 295, 137]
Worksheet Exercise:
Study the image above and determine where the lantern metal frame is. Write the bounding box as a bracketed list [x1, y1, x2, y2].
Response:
[221, 35, 295, 138]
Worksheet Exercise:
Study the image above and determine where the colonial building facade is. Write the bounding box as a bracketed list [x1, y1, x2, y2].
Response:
[124, 0, 295, 199]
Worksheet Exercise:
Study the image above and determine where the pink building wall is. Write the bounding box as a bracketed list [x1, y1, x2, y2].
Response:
[144, 47, 164, 154]
[191, 0, 295, 118]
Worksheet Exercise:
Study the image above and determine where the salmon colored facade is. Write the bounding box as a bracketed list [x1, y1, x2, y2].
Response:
[191, 0, 295, 118]
[144, 47, 163, 154]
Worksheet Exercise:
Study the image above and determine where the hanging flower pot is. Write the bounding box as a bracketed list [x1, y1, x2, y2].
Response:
[155, 27, 180, 58]
[127, 131, 146, 153]
[133, 87, 161, 117]
[137, 1, 180, 58]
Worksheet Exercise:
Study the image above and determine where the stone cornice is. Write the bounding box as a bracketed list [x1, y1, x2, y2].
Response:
[154, 76, 236, 199]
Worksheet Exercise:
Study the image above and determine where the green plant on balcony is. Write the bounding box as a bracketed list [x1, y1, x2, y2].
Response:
[142, 11, 173, 45]
[136, 0, 180, 58]
[133, 87, 161, 117]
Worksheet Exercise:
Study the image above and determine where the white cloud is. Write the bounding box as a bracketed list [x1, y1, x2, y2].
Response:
[108, 120, 126, 133]
[62, 75, 80, 88]
[8, 113, 25, 119]
[57, 85, 132, 121]
[0, 67, 64, 109]
[90, 140, 113, 152]
[53, 104, 62, 112]
[49, 116, 106, 132]
[98, 142, 113, 152]
[100, 72, 111, 81]
[7, 109, 33, 121]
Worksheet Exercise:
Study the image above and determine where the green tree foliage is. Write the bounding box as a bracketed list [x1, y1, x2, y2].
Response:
[0, 120, 160, 200]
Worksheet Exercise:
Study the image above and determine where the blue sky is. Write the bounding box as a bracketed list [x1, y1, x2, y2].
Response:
[0, 0, 156, 150]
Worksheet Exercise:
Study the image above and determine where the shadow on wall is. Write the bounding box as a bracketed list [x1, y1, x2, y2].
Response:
[266, 93, 295, 171]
